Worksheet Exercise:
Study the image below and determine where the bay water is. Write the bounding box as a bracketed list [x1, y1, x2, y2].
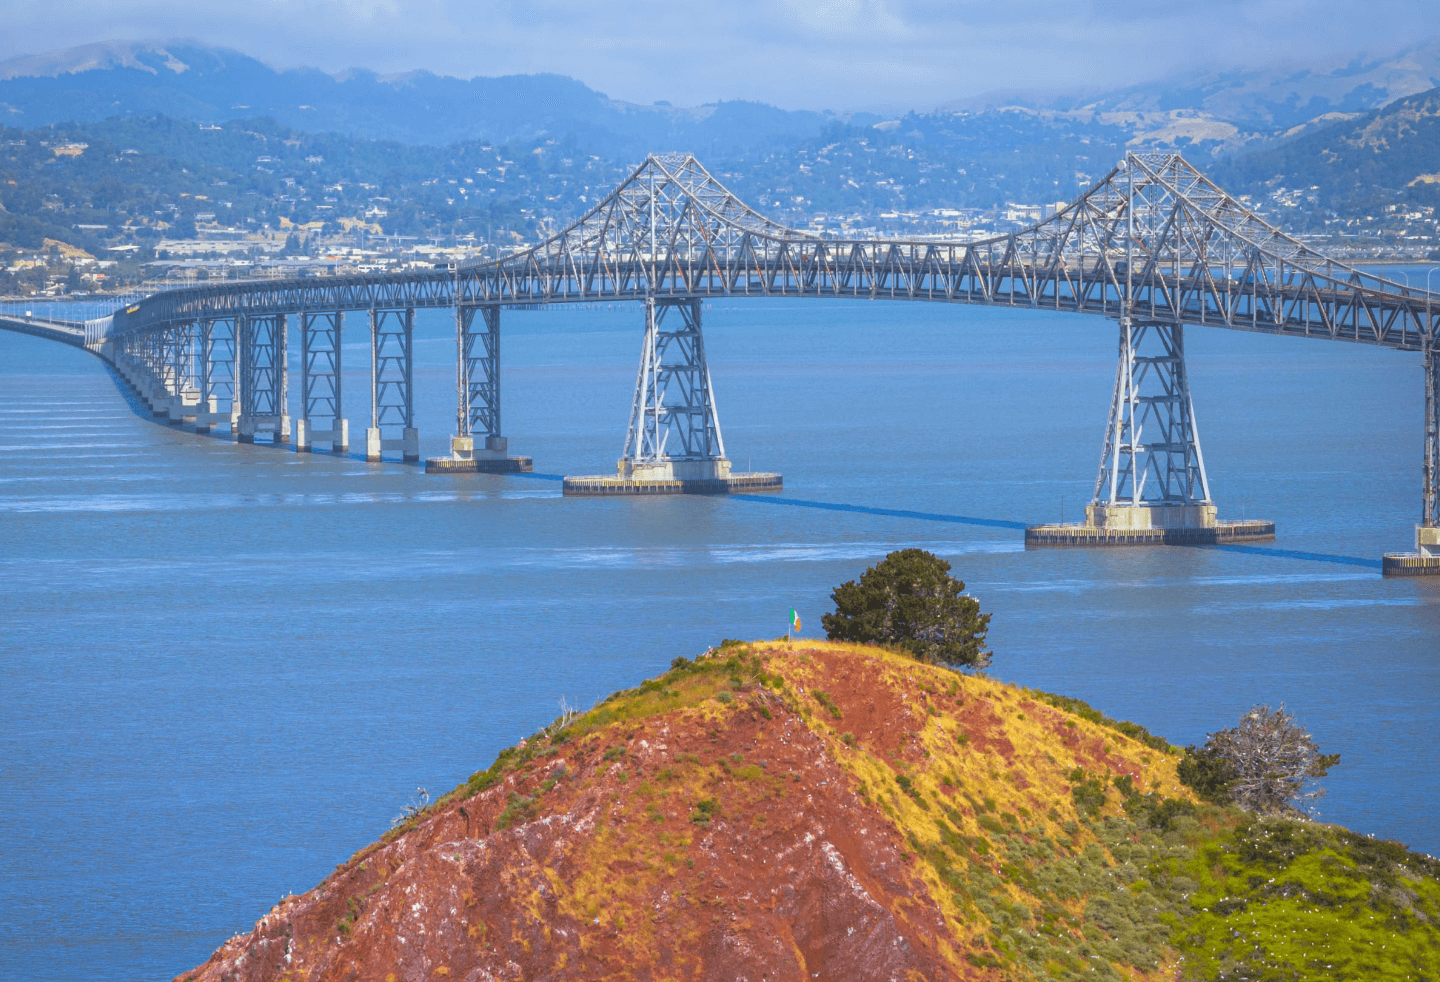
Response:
[2, 287, 1437, 979]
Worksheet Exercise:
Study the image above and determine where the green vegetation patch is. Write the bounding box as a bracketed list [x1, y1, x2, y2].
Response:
[438, 645, 774, 810]
[1028, 689, 1175, 753]
[1067, 767, 1109, 818]
[908, 769, 1440, 982]
[812, 689, 843, 719]
[1173, 818, 1440, 981]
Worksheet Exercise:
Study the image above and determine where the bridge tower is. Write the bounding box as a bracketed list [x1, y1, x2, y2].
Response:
[1384, 330, 1440, 573]
[1089, 317, 1213, 527]
[295, 312, 349, 453]
[1027, 315, 1273, 547]
[1424, 337, 1440, 556]
[562, 298, 780, 496]
[365, 308, 419, 462]
[425, 305, 532, 473]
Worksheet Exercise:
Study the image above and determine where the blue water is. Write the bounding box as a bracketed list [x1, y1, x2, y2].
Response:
[2, 291, 1437, 980]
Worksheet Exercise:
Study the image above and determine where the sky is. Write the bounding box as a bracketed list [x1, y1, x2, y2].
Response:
[0, 0, 1437, 110]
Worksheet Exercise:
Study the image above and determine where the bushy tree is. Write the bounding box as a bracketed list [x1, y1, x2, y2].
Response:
[1176, 744, 1237, 804]
[822, 548, 991, 668]
[1181, 704, 1339, 813]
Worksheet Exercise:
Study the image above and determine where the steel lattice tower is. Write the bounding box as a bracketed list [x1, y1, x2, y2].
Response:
[620, 297, 727, 478]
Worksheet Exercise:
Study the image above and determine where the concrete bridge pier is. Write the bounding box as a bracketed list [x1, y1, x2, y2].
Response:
[365, 308, 419, 462]
[563, 297, 780, 496]
[167, 390, 202, 426]
[1027, 317, 1274, 547]
[426, 305, 532, 474]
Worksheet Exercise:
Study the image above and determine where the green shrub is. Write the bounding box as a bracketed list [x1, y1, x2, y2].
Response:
[1177, 744, 1237, 803]
[1069, 770, 1108, 817]
[1122, 792, 1195, 832]
[495, 792, 538, 830]
[812, 690, 843, 718]
[690, 798, 719, 826]
[466, 747, 518, 795]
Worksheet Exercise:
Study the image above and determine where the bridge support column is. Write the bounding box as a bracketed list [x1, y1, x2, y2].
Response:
[426, 305, 532, 474]
[365, 308, 418, 462]
[1026, 317, 1273, 547]
[161, 323, 183, 423]
[237, 314, 290, 446]
[145, 329, 169, 417]
[166, 321, 202, 426]
[194, 318, 237, 435]
[297, 311, 349, 452]
[1384, 333, 1440, 575]
[562, 297, 780, 496]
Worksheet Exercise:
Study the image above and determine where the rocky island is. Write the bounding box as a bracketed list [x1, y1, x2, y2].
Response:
[177, 641, 1440, 981]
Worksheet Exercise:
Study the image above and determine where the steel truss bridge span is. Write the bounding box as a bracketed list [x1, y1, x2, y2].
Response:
[110, 152, 1435, 352]
[13, 151, 1439, 570]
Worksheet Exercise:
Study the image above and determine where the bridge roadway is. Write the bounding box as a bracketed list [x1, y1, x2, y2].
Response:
[0, 314, 86, 347]
[3, 151, 1438, 572]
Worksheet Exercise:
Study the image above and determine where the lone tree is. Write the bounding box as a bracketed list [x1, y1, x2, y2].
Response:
[822, 548, 991, 668]
[1181, 704, 1340, 813]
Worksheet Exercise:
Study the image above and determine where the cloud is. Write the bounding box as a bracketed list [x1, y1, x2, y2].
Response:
[0, 0, 1435, 110]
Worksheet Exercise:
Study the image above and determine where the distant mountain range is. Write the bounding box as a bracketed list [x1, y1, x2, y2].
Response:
[1210, 84, 1440, 214]
[0, 41, 872, 157]
[955, 39, 1440, 131]
[0, 38, 1436, 261]
[4, 38, 1440, 154]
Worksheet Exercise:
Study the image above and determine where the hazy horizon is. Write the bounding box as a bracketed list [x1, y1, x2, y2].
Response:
[2, 0, 1438, 113]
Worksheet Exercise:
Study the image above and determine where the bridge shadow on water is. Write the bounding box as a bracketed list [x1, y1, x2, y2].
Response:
[730, 493, 1028, 530]
[1190, 543, 1382, 570]
[727, 492, 1384, 572]
[103, 378, 1383, 574]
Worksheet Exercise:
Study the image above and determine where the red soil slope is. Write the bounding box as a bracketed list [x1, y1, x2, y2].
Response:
[177, 642, 1187, 982]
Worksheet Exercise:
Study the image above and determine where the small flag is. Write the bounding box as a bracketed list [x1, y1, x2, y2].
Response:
[790, 609, 802, 632]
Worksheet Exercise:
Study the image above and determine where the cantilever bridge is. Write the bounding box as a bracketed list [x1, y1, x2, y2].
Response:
[3, 151, 1438, 572]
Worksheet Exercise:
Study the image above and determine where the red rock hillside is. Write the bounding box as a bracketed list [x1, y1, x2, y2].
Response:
[176, 641, 1196, 982]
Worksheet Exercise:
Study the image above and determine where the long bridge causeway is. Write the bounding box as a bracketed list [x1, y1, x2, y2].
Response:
[3, 151, 1438, 574]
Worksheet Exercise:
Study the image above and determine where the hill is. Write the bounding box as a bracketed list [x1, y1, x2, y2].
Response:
[0, 41, 854, 157]
[7, 39, 1440, 264]
[1037, 38, 1440, 132]
[175, 641, 1440, 982]
[1212, 85, 1440, 210]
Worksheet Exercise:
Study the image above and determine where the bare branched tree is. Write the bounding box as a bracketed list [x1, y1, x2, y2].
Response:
[391, 786, 431, 827]
[1205, 705, 1339, 814]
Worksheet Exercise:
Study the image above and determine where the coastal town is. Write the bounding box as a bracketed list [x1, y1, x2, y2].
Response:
[4, 179, 1436, 302]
